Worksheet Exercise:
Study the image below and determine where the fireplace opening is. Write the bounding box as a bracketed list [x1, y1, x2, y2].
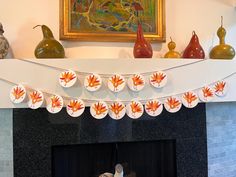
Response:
[52, 140, 176, 177]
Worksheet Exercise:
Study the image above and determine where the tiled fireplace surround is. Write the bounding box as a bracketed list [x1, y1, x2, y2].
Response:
[1, 102, 236, 177]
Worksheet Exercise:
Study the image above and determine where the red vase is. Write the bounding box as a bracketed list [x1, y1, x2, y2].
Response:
[133, 23, 153, 58]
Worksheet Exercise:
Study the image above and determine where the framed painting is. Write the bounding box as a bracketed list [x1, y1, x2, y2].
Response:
[60, 0, 165, 42]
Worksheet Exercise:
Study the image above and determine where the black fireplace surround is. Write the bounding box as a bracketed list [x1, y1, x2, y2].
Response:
[13, 104, 207, 177]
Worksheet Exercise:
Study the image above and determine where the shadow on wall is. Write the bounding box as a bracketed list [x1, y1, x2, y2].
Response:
[6, 47, 15, 59]
[10, 21, 41, 58]
[210, 0, 235, 6]
[61, 41, 163, 59]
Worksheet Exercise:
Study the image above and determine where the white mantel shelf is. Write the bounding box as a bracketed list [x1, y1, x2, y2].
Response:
[0, 58, 236, 108]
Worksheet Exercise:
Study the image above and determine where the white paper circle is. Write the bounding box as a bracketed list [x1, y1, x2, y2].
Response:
[10, 84, 26, 104]
[164, 96, 182, 113]
[108, 102, 126, 120]
[46, 95, 64, 114]
[127, 74, 145, 92]
[126, 101, 144, 119]
[214, 81, 228, 97]
[59, 70, 77, 88]
[90, 101, 108, 119]
[66, 99, 85, 117]
[145, 99, 163, 117]
[108, 74, 125, 92]
[28, 90, 44, 109]
[150, 71, 167, 88]
[84, 74, 102, 92]
[182, 91, 199, 108]
[198, 86, 214, 102]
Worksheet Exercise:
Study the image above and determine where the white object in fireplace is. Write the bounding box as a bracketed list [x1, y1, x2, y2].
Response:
[99, 164, 124, 177]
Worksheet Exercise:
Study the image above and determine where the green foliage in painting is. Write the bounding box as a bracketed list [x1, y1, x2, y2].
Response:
[70, 0, 157, 33]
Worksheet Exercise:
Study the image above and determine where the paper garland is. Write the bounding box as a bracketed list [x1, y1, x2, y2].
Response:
[9, 82, 228, 118]
[9, 65, 228, 119]
[58, 71, 169, 92]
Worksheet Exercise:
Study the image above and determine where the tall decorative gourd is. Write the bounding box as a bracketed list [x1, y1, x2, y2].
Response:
[210, 16, 235, 60]
[133, 23, 153, 58]
[164, 37, 181, 58]
[132, 2, 153, 58]
[34, 25, 65, 58]
[183, 31, 205, 59]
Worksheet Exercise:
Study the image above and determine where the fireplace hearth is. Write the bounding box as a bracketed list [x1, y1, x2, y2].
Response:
[13, 104, 207, 177]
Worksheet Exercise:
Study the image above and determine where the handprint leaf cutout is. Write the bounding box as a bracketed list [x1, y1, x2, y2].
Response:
[130, 102, 142, 114]
[110, 75, 124, 91]
[151, 72, 166, 86]
[110, 102, 125, 116]
[215, 81, 226, 94]
[132, 75, 144, 87]
[60, 71, 76, 86]
[87, 75, 101, 88]
[30, 91, 43, 104]
[146, 101, 161, 112]
[68, 100, 84, 113]
[12, 86, 25, 100]
[51, 96, 62, 109]
[93, 102, 107, 116]
[166, 97, 181, 110]
[202, 87, 213, 98]
[183, 92, 197, 106]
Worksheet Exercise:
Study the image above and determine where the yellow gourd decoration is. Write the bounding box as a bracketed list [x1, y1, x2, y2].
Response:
[164, 37, 181, 58]
[210, 17, 235, 60]
[34, 25, 65, 59]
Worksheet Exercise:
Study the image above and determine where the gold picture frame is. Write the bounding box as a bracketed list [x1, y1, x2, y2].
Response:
[60, 0, 166, 42]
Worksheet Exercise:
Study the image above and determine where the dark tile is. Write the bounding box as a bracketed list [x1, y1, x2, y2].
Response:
[176, 138, 208, 177]
[13, 103, 207, 177]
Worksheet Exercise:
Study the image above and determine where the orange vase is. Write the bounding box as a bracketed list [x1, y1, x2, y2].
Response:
[133, 23, 153, 58]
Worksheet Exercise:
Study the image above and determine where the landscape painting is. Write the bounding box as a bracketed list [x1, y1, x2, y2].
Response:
[60, 0, 165, 42]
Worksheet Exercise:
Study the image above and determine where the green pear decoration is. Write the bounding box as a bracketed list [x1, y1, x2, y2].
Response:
[34, 25, 65, 58]
[210, 17, 235, 60]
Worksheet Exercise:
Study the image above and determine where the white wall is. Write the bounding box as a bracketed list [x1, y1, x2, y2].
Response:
[1, 0, 236, 59]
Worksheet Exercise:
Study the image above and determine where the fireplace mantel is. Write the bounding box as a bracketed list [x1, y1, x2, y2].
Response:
[0, 58, 235, 108]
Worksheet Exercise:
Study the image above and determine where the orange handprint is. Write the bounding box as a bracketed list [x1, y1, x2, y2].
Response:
[110, 75, 124, 91]
[93, 102, 108, 116]
[151, 72, 166, 87]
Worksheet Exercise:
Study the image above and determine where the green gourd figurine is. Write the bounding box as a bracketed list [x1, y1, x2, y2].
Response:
[164, 37, 181, 58]
[210, 17, 235, 60]
[34, 25, 65, 58]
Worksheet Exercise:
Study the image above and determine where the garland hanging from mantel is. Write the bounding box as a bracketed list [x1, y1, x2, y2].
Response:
[3, 58, 232, 120]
